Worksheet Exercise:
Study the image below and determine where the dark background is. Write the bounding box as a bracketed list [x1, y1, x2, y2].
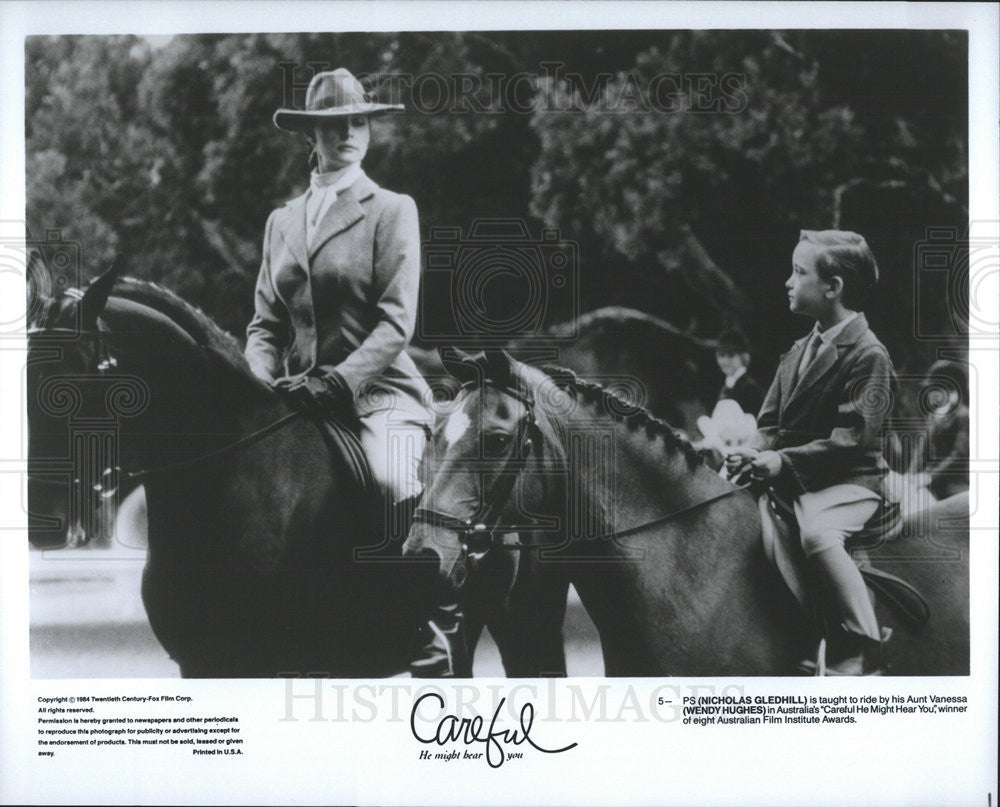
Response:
[25, 31, 968, 386]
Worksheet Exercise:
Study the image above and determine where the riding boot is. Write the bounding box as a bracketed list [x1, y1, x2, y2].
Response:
[810, 545, 886, 675]
[824, 631, 885, 676]
[409, 600, 471, 678]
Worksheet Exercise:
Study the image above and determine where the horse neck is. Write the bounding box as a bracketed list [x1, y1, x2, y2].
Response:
[101, 299, 280, 473]
[538, 384, 721, 544]
[538, 384, 804, 674]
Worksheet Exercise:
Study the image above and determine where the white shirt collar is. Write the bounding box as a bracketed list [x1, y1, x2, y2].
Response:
[309, 163, 363, 195]
[812, 311, 859, 345]
[724, 365, 747, 389]
[306, 165, 364, 246]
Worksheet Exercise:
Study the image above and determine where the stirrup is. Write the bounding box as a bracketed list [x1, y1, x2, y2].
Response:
[821, 628, 892, 676]
[798, 627, 892, 676]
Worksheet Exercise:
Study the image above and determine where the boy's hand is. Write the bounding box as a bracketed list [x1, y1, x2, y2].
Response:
[724, 449, 757, 482]
[749, 450, 783, 480]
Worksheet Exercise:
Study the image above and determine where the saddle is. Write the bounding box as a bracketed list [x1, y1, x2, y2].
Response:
[760, 488, 931, 629]
[301, 404, 379, 499]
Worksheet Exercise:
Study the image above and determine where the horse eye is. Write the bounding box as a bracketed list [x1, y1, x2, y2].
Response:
[483, 433, 513, 457]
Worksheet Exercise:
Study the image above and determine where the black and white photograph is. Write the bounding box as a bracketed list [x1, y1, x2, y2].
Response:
[2, 2, 997, 805]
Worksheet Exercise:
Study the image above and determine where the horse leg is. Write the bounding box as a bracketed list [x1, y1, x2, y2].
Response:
[462, 607, 486, 674]
[488, 570, 569, 678]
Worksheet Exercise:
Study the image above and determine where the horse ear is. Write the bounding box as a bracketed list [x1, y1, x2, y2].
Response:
[80, 260, 123, 329]
[438, 347, 517, 385]
[438, 347, 482, 382]
[483, 348, 514, 386]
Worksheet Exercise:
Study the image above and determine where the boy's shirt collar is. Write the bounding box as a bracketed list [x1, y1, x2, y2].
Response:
[811, 311, 859, 346]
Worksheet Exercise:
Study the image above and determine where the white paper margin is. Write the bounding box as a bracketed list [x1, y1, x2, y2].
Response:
[1, 3, 997, 805]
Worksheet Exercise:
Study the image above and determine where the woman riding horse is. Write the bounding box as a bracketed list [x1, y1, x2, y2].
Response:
[245, 68, 463, 676]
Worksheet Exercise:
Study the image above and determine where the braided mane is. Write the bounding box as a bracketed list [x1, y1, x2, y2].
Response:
[536, 364, 705, 468]
[97, 277, 266, 388]
[112, 278, 244, 358]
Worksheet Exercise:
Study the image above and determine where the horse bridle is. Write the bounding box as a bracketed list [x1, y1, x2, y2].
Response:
[30, 324, 119, 372]
[412, 380, 542, 558]
[411, 379, 753, 562]
[28, 324, 306, 491]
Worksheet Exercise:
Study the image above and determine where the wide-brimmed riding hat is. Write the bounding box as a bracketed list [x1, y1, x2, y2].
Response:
[273, 68, 403, 132]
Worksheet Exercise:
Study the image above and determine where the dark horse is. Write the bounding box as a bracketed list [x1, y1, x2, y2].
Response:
[403, 350, 969, 676]
[28, 267, 428, 677]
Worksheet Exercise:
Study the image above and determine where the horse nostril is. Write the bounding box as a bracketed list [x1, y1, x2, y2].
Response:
[409, 546, 442, 564]
[407, 546, 446, 586]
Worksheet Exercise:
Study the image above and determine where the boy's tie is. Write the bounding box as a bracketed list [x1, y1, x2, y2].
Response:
[795, 332, 822, 385]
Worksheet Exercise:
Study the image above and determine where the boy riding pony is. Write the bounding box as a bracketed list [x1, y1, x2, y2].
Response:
[727, 230, 895, 675]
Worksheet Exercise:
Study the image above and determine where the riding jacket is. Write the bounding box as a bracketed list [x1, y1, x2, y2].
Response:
[245, 172, 431, 418]
[753, 313, 893, 495]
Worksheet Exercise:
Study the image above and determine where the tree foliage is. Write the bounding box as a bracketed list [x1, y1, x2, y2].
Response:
[530, 31, 967, 368]
[26, 31, 966, 367]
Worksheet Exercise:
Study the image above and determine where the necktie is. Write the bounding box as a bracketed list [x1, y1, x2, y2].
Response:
[796, 332, 822, 384]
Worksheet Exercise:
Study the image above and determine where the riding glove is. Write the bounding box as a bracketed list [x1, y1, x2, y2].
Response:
[273, 369, 352, 412]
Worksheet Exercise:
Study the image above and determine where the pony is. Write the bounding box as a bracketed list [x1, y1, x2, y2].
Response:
[27, 267, 431, 677]
[403, 349, 969, 676]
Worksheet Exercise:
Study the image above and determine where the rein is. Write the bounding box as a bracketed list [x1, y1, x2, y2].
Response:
[126, 409, 305, 482]
[29, 324, 306, 486]
[595, 481, 753, 542]
[413, 378, 753, 557]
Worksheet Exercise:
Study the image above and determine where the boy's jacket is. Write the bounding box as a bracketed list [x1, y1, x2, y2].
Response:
[755, 313, 893, 494]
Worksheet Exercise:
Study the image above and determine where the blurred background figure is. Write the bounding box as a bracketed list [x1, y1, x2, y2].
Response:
[714, 327, 765, 416]
[694, 328, 764, 467]
[887, 359, 970, 517]
[912, 359, 970, 501]
[696, 397, 759, 468]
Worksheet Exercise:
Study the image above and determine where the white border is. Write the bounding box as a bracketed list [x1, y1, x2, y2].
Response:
[2, 3, 997, 805]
